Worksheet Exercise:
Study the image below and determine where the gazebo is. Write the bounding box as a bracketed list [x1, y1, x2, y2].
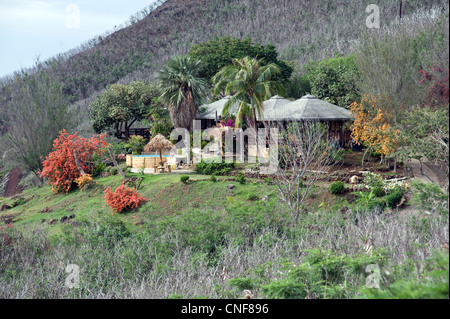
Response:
[143, 134, 175, 171]
[196, 94, 354, 145]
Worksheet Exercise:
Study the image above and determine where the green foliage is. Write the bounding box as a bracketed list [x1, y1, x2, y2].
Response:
[247, 194, 259, 201]
[109, 167, 118, 175]
[303, 55, 360, 108]
[410, 180, 448, 213]
[359, 252, 449, 299]
[212, 56, 284, 128]
[329, 181, 345, 195]
[261, 249, 386, 299]
[91, 81, 154, 139]
[385, 190, 403, 209]
[156, 55, 209, 132]
[367, 199, 386, 212]
[373, 186, 386, 198]
[125, 135, 146, 155]
[2, 62, 73, 174]
[397, 105, 449, 171]
[180, 175, 190, 183]
[188, 37, 292, 83]
[210, 174, 217, 182]
[357, 189, 377, 207]
[195, 160, 235, 176]
[236, 172, 246, 184]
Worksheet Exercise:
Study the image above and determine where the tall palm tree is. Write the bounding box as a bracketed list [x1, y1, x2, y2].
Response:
[212, 56, 284, 129]
[156, 56, 209, 132]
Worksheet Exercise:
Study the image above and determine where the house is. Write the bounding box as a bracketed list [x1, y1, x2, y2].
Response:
[196, 94, 354, 146]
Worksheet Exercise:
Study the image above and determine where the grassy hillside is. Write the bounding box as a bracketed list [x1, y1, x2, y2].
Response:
[1, 167, 448, 299]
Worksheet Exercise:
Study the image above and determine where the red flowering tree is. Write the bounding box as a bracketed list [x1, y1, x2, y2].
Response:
[104, 184, 146, 214]
[419, 65, 449, 107]
[39, 130, 109, 193]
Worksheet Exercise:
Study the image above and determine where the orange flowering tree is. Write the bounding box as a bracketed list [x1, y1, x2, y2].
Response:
[39, 130, 109, 193]
[350, 95, 400, 169]
[104, 184, 146, 214]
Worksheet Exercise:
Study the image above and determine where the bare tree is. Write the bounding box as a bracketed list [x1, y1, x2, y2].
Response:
[262, 121, 337, 221]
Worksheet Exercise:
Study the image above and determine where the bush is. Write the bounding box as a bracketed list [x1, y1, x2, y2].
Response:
[195, 161, 235, 176]
[373, 186, 385, 198]
[125, 135, 146, 155]
[74, 174, 93, 191]
[110, 167, 118, 175]
[329, 181, 345, 195]
[39, 130, 109, 193]
[104, 184, 146, 214]
[236, 172, 246, 184]
[180, 175, 190, 183]
[247, 194, 259, 201]
[368, 199, 386, 212]
[386, 190, 403, 209]
[210, 174, 217, 182]
[410, 180, 448, 213]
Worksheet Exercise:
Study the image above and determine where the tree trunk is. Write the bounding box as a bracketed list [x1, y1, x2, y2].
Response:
[362, 147, 370, 170]
[73, 150, 86, 176]
[108, 146, 126, 181]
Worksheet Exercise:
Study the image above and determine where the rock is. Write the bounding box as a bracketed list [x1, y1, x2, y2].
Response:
[68, 214, 76, 219]
[40, 207, 52, 213]
[41, 219, 46, 223]
[0, 204, 11, 211]
[345, 193, 358, 204]
[60, 216, 68, 223]
[48, 219, 57, 225]
[227, 184, 235, 191]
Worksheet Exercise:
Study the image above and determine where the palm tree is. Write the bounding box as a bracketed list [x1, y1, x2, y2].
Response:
[156, 56, 209, 132]
[212, 56, 284, 129]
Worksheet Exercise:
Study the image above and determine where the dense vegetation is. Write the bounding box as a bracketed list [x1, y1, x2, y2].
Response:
[0, 0, 449, 301]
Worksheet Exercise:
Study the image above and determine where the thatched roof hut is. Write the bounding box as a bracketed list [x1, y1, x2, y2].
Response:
[143, 134, 175, 165]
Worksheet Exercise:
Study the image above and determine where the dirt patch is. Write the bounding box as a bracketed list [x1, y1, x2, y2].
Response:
[3, 167, 23, 198]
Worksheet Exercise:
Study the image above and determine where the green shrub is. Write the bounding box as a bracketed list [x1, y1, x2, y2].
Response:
[373, 186, 385, 198]
[261, 248, 385, 299]
[329, 181, 345, 195]
[125, 135, 146, 155]
[195, 160, 235, 176]
[236, 172, 246, 184]
[410, 180, 448, 213]
[180, 175, 190, 183]
[368, 199, 386, 212]
[247, 194, 259, 201]
[386, 190, 403, 209]
[93, 163, 107, 177]
[359, 252, 449, 299]
[110, 167, 118, 175]
[210, 174, 217, 182]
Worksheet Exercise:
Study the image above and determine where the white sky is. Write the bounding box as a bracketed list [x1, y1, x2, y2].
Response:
[0, 0, 160, 77]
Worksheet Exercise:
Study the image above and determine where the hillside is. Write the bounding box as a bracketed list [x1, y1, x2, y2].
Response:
[1, 0, 448, 137]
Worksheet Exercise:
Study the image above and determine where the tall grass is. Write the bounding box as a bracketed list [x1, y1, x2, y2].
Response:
[1, 202, 448, 298]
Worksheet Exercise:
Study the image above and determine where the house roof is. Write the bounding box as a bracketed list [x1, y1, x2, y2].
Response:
[196, 94, 354, 121]
[270, 95, 354, 121]
[196, 96, 240, 120]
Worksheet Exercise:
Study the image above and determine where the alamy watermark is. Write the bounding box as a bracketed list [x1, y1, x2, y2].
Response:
[66, 4, 80, 29]
[65, 264, 80, 289]
[366, 4, 380, 29]
[168, 121, 279, 174]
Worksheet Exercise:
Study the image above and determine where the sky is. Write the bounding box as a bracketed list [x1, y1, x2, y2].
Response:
[0, 0, 160, 77]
